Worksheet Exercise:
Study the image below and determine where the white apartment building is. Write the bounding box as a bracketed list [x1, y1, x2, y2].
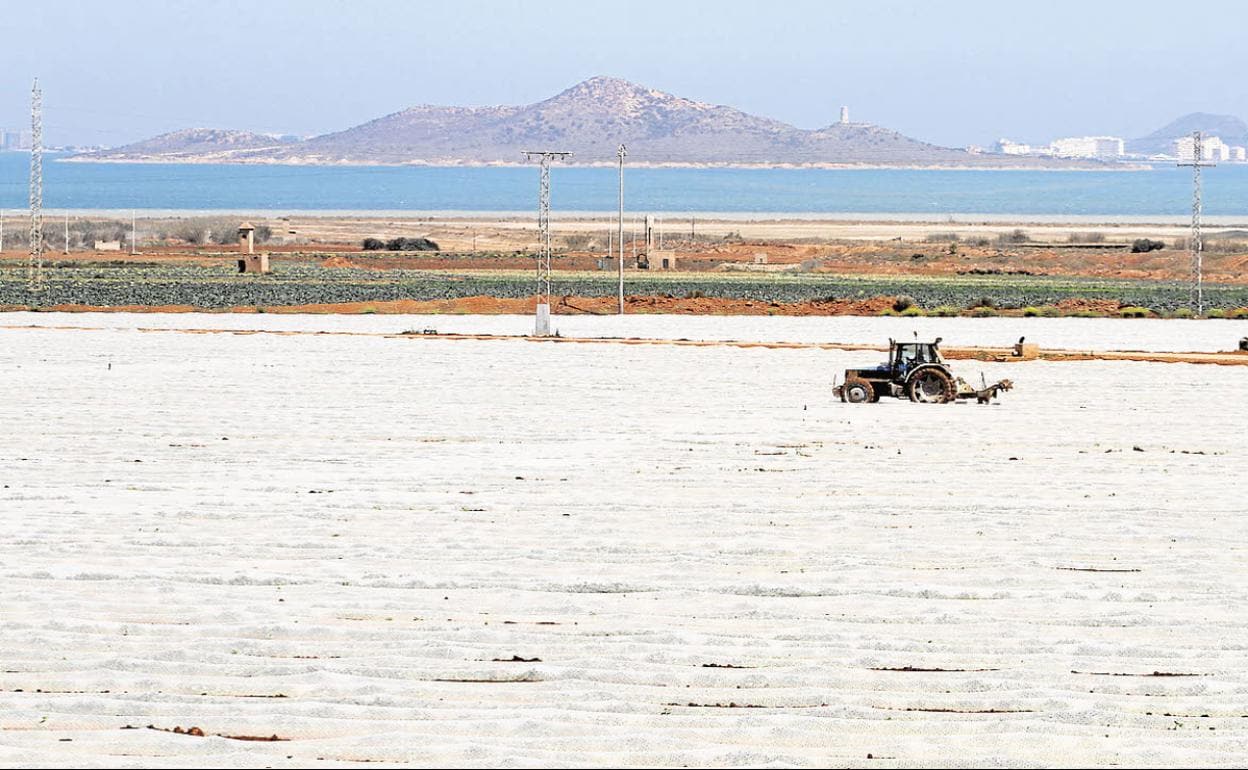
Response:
[1173, 134, 1232, 161]
[1049, 136, 1125, 159]
[1231, 146, 1247, 161]
[994, 138, 1034, 155]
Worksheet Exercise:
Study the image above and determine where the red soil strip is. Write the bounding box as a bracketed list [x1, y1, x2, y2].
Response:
[136, 725, 289, 741]
[1071, 670, 1207, 677]
[870, 667, 1002, 673]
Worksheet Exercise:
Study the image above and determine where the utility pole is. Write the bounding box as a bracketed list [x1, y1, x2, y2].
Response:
[523, 150, 571, 335]
[617, 143, 626, 315]
[1178, 131, 1215, 314]
[27, 79, 44, 291]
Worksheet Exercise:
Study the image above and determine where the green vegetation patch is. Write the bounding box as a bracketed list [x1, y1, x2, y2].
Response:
[3, 262, 1248, 312]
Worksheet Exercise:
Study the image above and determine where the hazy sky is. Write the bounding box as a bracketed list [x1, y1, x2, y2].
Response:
[4, 0, 1246, 148]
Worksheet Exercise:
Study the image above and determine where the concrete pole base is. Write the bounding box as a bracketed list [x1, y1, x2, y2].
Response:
[534, 303, 551, 336]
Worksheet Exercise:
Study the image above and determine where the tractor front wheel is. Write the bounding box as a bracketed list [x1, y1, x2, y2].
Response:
[844, 380, 874, 404]
[908, 369, 955, 403]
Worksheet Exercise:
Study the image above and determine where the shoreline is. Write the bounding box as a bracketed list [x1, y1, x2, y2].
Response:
[18, 208, 1248, 226]
[57, 156, 1143, 172]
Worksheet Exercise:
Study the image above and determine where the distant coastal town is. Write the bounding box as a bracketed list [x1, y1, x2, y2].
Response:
[982, 133, 1248, 162]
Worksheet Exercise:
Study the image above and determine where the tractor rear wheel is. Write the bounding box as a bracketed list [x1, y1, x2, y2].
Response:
[908, 369, 955, 403]
[844, 380, 874, 404]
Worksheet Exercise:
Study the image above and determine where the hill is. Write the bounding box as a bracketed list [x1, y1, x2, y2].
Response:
[78, 77, 1108, 168]
[93, 128, 300, 162]
[1129, 112, 1248, 155]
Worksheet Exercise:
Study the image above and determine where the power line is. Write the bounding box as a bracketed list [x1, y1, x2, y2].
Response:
[617, 143, 626, 315]
[1178, 131, 1215, 314]
[28, 79, 44, 292]
[523, 150, 570, 336]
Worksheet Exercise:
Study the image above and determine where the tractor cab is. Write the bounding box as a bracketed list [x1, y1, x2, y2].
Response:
[889, 339, 944, 377]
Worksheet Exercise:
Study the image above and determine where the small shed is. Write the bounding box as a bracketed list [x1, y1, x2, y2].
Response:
[238, 253, 271, 274]
[645, 250, 676, 270]
[753, 252, 769, 264]
[93, 240, 121, 251]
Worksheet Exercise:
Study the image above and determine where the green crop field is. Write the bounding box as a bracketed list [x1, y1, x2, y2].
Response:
[2, 261, 1247, 313]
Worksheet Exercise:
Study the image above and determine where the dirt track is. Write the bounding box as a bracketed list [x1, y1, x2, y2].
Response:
[8, 296, 1224, 319]
[15, 211, 1248, 284]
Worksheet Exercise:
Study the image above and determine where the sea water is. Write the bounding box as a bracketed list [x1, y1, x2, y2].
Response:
[2, 153, 1247, 218]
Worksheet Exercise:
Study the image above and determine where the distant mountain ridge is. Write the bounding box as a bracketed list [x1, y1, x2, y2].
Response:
[102, 128, 301, 161]
[1130, 112, 1248, 155]
[78, 77, 1109, 168]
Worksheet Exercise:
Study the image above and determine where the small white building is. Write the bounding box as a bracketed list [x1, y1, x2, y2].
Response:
[643, 250, 676, 270]
[994, 138, 1035, 155]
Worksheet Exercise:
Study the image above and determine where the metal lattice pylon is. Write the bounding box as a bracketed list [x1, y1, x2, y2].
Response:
[1178, 130, 1214, 314]
[523, 150, 570, 334]
[27, 78, 44, 292]
[617, 144, 627, 315]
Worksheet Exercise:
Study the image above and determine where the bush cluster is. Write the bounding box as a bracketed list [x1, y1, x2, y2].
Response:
[362, 237, 440, 252]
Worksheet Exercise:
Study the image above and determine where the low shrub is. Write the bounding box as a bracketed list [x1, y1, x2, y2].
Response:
[385, 237, 439, 252]
[1068, 231, 1107, 244]
[970, 306, 998, 317]
[1022, 305, 1061, 317]
[1204, 240, 1248, 254]
[900, 306, 926, 317]
[362, 237, 386, 251]
[1131, 238, 1165, 254]
[1119, 306, 1152, 318]
[929, 305, 960, 317]
[563, 233, 595, 250]
[892, 295, 915, 312]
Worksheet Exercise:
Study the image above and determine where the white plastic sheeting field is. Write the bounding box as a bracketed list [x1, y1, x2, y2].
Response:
[1, 316, 1246, 767]
[5, 310, 1247, 353]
